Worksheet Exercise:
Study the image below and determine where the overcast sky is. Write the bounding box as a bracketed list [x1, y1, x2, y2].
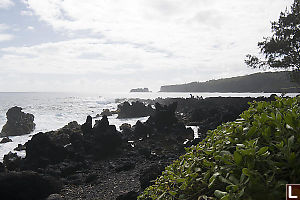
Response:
[0, 0, 294, 92]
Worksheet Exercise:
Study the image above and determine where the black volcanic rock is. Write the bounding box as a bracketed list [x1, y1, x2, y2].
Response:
[14, 144, 26, 151]
[0, 137, 12, 143]
[0, 171, 61, 200]
[25, 132, 68, 168]
[149, 102, 178, 130]
[117, 101, 154, 119]
[90, 116, 123, 159]
[81, 116, 93, 136]
[100, 109, 113, 116]
[1, 106, 35, 137]
[139, 164, 165, 190]
[3, 152, 22, 171]
[0, 162, 5, 172]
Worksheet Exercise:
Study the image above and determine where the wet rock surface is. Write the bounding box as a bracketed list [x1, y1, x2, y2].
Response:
[0, 137, 12, 143]
[0, 106, 35, 137]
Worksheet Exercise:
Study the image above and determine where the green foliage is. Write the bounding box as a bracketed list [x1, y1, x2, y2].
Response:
[245, 0, 300, 72]
[138, 97, 300, 200]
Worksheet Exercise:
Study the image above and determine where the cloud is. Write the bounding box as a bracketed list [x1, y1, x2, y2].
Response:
[0, 24, 13, 42]
[27, 26, 35, 30]
[0, 34, 13, 42]
[1, 0, 293, 92]
[20, 10, 34, 16]
[0, 24, 9, 31]
[0, 36, 261, 92]
[0, 0, 14, 9]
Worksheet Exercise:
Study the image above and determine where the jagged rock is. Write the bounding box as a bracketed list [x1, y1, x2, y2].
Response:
[149, 102, 178, 130]
[132, 120, 151, 139]
[117, 101, 154, 118]
[14, 144, 26, 151]
[100, 109, 112, 116]
[25, 132, 68, 167]
[1, 106, 35, 137]
[93, 115, 109, 133]
[0, 137, 12, 143]
[116, 191, 139, 200]
[3, 152, 22, 171]
[120, 123, 131, 131]
[0, 171, 61, 200]
[81, 116, 92, 136]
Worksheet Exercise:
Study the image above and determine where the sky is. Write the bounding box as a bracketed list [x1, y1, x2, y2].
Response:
[0, 0, 294, 93]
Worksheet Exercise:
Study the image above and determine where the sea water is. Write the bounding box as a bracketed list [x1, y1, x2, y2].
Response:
[0, 92, 297, 161]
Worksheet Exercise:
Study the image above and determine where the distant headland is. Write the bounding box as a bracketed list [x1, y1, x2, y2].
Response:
[130, 88, 151, 92]
[160, 71, 300, 93]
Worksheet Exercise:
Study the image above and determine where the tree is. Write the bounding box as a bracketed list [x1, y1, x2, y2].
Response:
[245, 0, 300, 74]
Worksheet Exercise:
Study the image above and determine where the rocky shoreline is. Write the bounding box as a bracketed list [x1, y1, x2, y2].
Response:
[0, 96, 277, 200]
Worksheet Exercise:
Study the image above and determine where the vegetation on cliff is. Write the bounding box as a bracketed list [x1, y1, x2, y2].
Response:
[160, 71, 300, 93]
[138, 97, 300, 200]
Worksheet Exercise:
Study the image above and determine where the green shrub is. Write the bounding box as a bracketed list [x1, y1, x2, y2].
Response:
[138, 97, 300, 200]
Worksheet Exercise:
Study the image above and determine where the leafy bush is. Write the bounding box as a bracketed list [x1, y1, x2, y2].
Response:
[138, 97, 300, 200]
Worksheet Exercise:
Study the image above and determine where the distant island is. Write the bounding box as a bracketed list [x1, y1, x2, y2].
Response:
[130, 88, 151, 92]
[160, 71, 300, 93]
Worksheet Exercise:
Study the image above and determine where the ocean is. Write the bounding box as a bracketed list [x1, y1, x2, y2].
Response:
[0, 92, 298, 161]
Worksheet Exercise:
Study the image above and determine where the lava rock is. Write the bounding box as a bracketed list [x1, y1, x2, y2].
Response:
[149, 102, 178, 130]
[0, 137, 12, 143]
[25, 132, 68, 167]
[0, 171, 62, 200]
[3, 152, 22, 171]
[81, 116, 93, 136]
[0, 106, 35, 137]
[100, 109, 113, 116]
[139, 164, 165, 190]
[117, 101, 154, 119]
[14, 144, 26, 151]
[0, 162, 5, 172]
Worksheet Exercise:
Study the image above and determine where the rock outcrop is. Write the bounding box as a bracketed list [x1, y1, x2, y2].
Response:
[117, 101, 154, 118]
[0, 171, 61, 200]
[1, 106, 35, 137]
[0, 137, 12, 143]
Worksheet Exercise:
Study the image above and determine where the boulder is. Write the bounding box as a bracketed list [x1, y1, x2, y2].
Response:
[1, 106, 35, 137]
[100, 109, 112, 116]
[14, 144, 26, 151]
[0, 171, 61, 200]
[117, 101, 154, 118]
[149, 102, 178, 130]
[25, 132, 68, 167]
[0, 137, 12, 143]
[139, 164, 165, 190]
[3, 152, 22, 171]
